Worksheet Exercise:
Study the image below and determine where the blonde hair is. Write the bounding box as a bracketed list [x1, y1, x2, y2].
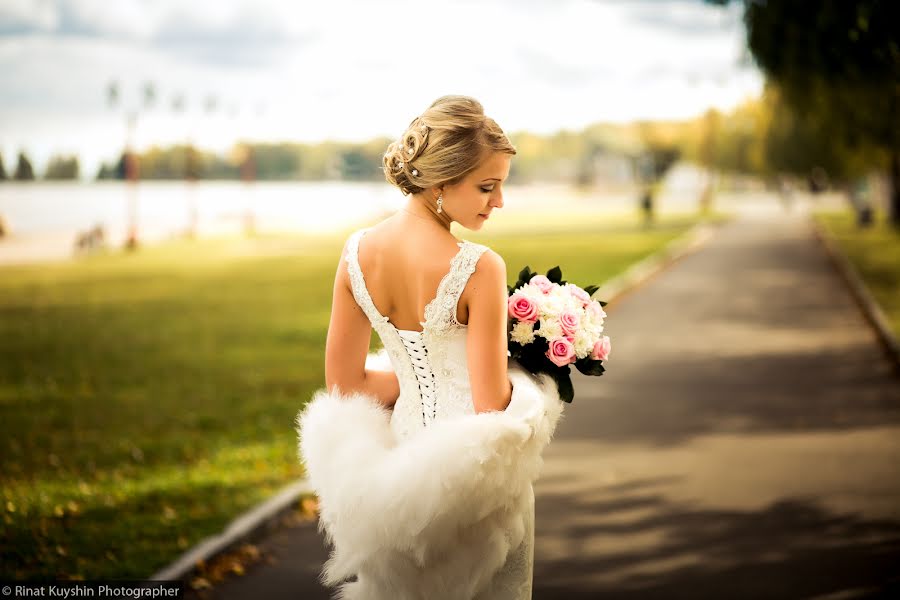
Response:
[382, 95, 516, 196]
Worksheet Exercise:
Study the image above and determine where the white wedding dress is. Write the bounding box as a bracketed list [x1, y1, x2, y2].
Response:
[295, 227, 565, 600]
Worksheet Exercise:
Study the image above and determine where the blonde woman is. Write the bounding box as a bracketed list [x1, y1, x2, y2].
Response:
[296, 95, 565, 600]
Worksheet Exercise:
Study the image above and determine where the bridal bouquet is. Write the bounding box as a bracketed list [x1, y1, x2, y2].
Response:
[507, 266, 610, 403]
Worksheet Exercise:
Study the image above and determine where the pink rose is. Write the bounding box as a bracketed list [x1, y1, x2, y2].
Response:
[529, 275, 554, 295]
[566, 283, 591, 307]
[589, 301, 607, 321]
[559, 311, 580, 337]
[546, 337, 576, 367]
[591, 336, 611, 361]
[508, 292, 539, 323]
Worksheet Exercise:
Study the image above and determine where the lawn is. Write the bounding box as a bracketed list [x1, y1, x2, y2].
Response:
[812, 208, 900, 339]
[0, 209, 726, 580]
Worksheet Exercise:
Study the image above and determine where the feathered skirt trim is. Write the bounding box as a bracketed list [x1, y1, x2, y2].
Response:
[295, 358, 565, 599]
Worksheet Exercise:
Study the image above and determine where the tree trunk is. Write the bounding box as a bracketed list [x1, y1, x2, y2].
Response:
[890, 148, 900, 229]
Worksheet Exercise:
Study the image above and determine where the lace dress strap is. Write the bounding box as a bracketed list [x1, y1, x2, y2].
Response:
[423, 240, 491, 332]
[345, 228, 391, 328]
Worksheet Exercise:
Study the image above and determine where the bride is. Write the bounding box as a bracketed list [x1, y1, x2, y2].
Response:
[296, 95, 566, 600]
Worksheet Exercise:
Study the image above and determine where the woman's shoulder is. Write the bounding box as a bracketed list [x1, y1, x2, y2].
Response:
[462, 242, 506, 281]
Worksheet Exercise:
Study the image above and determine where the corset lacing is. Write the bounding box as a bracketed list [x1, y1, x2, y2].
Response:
[398, 330, 437, 426]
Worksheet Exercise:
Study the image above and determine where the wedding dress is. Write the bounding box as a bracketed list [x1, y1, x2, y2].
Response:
[295, 227, 565, 600]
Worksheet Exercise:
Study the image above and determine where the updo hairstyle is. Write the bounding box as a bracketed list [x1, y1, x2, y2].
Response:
[382, 95, 516, 196]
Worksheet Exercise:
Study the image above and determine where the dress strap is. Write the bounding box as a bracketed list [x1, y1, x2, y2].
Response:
[423, 240, 490, 332]
[345, 228, 391, 328]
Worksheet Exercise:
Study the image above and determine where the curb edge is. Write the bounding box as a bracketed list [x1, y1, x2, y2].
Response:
[809, 215, 900, 375]
[149, 479, 315, 582]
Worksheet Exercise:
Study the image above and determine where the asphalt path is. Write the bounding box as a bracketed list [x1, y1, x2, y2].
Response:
[199, 204, 900, 599]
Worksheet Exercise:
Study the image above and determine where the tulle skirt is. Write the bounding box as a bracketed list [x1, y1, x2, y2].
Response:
[295, 363, 562, 599]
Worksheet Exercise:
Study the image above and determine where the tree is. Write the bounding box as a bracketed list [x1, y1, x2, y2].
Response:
[710, 0, 900, 225]
[44, 155, 80, 180]
[0, 152, 7, 180]
[14, 152, 35, 181]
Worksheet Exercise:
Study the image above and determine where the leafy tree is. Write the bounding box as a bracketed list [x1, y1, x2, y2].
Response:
[14, 152, 35, 181]
[710, 0, 900, 225]
[44, 155, 80, 180]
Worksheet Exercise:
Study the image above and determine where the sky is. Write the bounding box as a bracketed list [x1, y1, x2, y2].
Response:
[0, 0, 763, 179]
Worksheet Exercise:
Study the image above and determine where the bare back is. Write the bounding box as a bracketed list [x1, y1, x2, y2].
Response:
[325, 212, 512, 416]
[356, 215, 474, 331]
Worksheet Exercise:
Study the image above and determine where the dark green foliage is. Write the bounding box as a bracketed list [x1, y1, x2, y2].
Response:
[546, 266, 563, 284]
[552, 368, 575, 404]
[575, 357, 606, 377]
[710, 0, 900, 223]
[44, 155, 80, 180]
[13, 152, 34, 181]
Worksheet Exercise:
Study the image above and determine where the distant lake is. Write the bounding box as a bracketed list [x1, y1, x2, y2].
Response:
[0, 180, 404, 239]
[0, 169, 722, 264]
[0, 179, 668, 236]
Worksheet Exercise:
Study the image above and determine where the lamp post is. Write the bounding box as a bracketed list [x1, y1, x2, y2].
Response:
[108, 80, 155, 251]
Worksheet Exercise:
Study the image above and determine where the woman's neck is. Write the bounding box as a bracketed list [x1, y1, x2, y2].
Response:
[402, 194, 452, 231]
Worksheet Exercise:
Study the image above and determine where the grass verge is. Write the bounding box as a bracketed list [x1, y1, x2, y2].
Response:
[812, 209, 900, 339]
[0, 210, 725, 579]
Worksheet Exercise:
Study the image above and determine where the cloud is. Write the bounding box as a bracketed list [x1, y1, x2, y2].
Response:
[151, 8, 312, 67]
[0, 0, 60, 34]
[0, 0, 763, 171]
[616, 0, 745, 37]
[0, 0, 313, 66]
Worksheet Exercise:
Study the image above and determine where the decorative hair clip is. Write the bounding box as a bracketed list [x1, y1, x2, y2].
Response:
[412, 169, 418, 176]
[396, 161, 404, 171]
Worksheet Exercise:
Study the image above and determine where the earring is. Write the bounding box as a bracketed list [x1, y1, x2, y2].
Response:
[437, 193, 443, 214]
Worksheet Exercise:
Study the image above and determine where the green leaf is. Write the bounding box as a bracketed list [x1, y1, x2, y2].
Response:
[546, 266, 562, 284]
[598, 300, 608, 307]
[575, 357, 606, 377]
[583, 284, 599, 296]
[554, 372, 574, 403]
[507, 285, 514, 295]
[517, 266, 534, 283]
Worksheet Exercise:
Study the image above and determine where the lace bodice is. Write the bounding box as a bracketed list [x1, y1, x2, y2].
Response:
[345, 227, 490, 441]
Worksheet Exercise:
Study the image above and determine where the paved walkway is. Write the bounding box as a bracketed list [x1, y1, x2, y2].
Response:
[196, 203, 900, 599]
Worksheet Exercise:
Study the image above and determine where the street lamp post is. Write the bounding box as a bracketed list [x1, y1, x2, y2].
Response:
[108, 80, 155, 251]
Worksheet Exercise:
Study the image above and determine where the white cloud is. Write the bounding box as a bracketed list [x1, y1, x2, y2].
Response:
[0, 0, 59, 32]
[0, 0, 763, 178]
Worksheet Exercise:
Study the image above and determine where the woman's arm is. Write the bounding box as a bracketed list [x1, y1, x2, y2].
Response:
[465, 249, 513, 413]
[324, 239, 400, 408]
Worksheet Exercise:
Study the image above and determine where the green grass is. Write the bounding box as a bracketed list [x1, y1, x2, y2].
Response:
[0, 210, 724, 580]
[812, 208, 900, 339]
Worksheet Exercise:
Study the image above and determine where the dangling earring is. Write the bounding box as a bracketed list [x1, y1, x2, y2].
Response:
[436, 193, 443, 214]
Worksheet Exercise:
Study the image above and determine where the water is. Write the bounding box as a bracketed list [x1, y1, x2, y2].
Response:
[1, 168, 825, 265]
[0, 180, 403, 238]
[0, 180, 645, 262]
